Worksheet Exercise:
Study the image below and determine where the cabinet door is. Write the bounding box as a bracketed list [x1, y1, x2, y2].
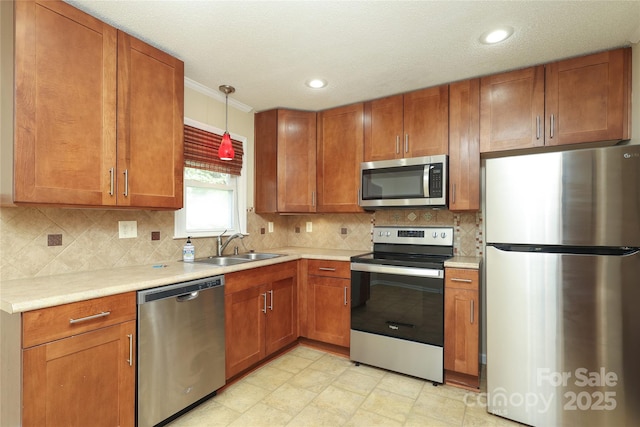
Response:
[23, 321, 135, 427]
[444, 268, 479, 379]
[265, 276, 298, 355]
[448, 79, 480, 211]
[444, 288, 479, 377]
[254, 110, 278, 213]
[225, 285, 266, 379]
[117, 32, 184, 209]
[276, 110, 317, 212]
[14, 0, 117, 206]
[363, 95, 403, 161]
[545, 48, 631, 146]
[307, 275, 351, 347]
[316, 104, 364, 213]
[403, 85, 449, 157]
[480, 66, 545, 153]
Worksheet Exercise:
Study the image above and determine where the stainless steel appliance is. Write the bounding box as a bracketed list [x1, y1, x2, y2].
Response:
[359, 155, 448, 208]
[137, 276, 226, 427]
[485, 144, 640, 426]
[350, 226, 453, 382]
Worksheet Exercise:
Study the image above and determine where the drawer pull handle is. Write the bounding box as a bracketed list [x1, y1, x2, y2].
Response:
[318, 267, 336, 271]
[451, 278, 473, 283]
[127, 334, 133, 366]
[69, 311, 111, 324]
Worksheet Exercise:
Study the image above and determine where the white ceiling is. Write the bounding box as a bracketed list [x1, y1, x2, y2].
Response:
[66, 1, 640, 113]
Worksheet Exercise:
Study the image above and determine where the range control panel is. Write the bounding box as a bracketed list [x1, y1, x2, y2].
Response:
[373, 226, 454, 247]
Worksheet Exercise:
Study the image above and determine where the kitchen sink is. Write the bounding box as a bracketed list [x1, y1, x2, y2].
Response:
[232, 252, 283, 260]
[192, 253, 283, 266]
[193, 256, 251, 266]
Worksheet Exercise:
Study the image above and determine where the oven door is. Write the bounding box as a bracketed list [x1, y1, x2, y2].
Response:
[350, 262, 444, 346]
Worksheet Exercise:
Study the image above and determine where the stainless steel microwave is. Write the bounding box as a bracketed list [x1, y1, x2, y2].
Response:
[359, 155, 448, 208]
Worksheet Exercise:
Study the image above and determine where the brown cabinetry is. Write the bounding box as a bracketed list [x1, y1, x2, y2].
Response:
[316, 103, 364, 212]
[225, 262, 298, 378]
[22, 292, 136, 427]
[14, 0, 183, 209]
[444, 268, 480, 389]
[364, 85, 449, 161]
[254, 109, 317, 213]
[480, 48, 631, 153]
[306, 260, 351, 347]
[448, 79, 480, 211]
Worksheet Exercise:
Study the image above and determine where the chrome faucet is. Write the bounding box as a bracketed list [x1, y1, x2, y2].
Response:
[217, 232, 244, 256]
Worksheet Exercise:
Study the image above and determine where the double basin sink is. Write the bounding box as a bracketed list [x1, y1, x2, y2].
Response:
[193, 252, 283, 267]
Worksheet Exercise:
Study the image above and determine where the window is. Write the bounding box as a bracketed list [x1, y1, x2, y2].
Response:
[175, 118, 247, 238]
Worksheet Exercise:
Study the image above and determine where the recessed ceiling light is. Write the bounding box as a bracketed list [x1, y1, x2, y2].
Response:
[480, 27, 514, 44]
[306, 79, 327, 89]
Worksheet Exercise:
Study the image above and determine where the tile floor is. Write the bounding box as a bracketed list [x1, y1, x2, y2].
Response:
[167, 345, 522, 427]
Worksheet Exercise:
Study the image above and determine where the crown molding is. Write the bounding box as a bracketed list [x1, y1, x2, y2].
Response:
[184, 78, 254, 113]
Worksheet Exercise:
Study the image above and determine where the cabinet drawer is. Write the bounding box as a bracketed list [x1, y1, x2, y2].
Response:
[307, 260, 350, 278]
[23, 292, 136, 348]
[445, 268, 479, 291]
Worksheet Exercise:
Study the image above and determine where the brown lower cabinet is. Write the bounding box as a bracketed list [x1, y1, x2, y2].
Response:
[444, 267, 480, 389]
[225, 262, 298, 379]
[306, 260, 351, 347]
[21, 292, 136, 427]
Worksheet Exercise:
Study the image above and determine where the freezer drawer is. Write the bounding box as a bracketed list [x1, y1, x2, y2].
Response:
[486, 246, 640, 427]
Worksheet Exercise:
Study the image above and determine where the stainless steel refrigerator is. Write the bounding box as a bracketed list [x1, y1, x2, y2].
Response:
[485, 144, 640, 427]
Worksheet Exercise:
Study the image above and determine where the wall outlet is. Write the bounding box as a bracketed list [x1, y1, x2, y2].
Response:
[306, 221, 313, 232]
[268, 222, 274, 233]
[118, 221, 137, 239]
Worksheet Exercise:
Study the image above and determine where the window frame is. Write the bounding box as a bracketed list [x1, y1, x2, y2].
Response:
[174, 118, 247, 239]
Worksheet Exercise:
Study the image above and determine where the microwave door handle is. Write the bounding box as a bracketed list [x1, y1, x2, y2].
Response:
[423, 165, 430, 198]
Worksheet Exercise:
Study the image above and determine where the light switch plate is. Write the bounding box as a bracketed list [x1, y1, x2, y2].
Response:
[306, 221, 313, 232]
[268, 222, 274, 233]
[118, 221, 137, 239]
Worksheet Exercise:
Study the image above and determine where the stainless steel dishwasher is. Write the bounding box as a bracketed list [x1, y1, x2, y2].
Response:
[137, 275, 225, 427]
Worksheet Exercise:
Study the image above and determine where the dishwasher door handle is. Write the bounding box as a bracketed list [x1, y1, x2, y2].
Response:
[176, 291, 199, 302]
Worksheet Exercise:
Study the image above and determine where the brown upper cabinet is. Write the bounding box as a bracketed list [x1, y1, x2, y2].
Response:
[480, 48, 631, 153]
[254, 109, 317, 213]
[448, 79, 480, 211]
[13, 0, 184, 209]
[316, 103, 364, 213]
[364, 85, 449, 161]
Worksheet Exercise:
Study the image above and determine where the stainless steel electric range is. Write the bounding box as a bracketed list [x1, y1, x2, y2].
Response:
[350, 226, 453, 383]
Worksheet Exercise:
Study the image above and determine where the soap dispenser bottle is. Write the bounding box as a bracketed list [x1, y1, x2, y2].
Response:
[183, 236, 195, 262]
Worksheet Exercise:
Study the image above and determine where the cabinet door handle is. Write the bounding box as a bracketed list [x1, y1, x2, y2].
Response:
[318, 267, 336, 272]
[268, 290, 274, 311]
[109, 167, 115, 196]
[550, 114, 555, 139]
[395, 136, 400, 154]
[69, 311, 111, 324]
[536, 115, 541, 140]
[452, 183, 456, 204]
[127, 333, 133, 366]
[451, 278, 473, 283]
[470, 300, 475, 324]
[344, 286, 348, 306]
[123, 169, 129, 197]
[312, 191, 316, 207]
[262, 293, 267, 313]
[404, 134, 409, 153]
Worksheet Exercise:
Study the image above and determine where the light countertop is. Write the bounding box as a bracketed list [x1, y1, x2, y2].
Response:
[0, 247, 368, 314]
[1, 248, 482, 314]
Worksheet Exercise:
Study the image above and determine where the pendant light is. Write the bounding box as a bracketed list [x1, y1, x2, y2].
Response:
[218, 85, 235, 161]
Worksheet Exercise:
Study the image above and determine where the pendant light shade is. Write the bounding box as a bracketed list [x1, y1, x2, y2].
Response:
[218, 85, 236, 161]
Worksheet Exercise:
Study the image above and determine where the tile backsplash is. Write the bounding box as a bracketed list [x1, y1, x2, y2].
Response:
[0, 206, 482, 281]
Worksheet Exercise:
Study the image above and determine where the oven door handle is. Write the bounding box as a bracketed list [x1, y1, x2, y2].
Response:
[350, 262, 443, 279]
